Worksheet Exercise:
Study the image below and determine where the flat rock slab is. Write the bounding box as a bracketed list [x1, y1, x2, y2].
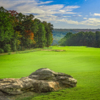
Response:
[0, 68, 77, 98]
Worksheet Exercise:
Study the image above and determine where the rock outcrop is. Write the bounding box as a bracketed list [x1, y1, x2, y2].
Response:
[0, 68, 77, 96]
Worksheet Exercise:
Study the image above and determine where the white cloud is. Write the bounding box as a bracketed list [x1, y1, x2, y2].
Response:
[79, 18, 100, 26]
[83, 17, 87, 19]
[73, 15, 82, 17]
[1, 0, 100, 27]
[58, 18, 79, 24]
[64, 6, 80, 11]
[94, 13, 100, 16]
[39, 1, 53, 4]
[90, 13, 100, 17]
[57, 17, 100, 26]
[63, 16, 71, 18]
[3, 0, 100, 27]
[0, 0, 80, 22]
[78, 15, 82, 17]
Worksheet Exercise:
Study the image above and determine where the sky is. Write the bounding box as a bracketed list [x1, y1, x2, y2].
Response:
[1, 0, 100, 29]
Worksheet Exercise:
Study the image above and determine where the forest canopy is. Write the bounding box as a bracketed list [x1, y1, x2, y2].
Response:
[59, 31, 100, 48]
[0, 6, 53, 53]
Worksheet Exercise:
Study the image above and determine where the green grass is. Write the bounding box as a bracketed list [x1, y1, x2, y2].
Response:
[0, 46, 100, 100]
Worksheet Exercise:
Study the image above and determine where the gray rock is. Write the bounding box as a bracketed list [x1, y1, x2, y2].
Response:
[0, 68, 77, 96]
[29, 68, 58, 80]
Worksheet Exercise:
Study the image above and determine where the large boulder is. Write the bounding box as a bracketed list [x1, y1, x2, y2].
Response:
[29, 68, 58, 80]
[0, 68, 77, 96]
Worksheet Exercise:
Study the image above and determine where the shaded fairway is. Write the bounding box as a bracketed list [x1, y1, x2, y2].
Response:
[0, 46, 100, 100]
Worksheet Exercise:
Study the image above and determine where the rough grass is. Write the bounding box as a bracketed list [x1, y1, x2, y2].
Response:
[0, 46, 100, 100]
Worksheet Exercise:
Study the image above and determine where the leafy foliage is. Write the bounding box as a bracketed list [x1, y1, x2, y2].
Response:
[59, 31, 100, 47]
[0, 7, 53, 53]
[0, 7, 14, 42]
[37, 23, 46, 48]
[3, 44, 11, 52]
[52, 29, 100, 45]
[0, 48, 4, 53]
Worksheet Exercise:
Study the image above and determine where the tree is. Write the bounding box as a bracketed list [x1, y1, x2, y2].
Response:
[37, 23, 46, 48]
[0, 6, 54, 52]
[0, 7, 14, 50]
[95, 31, 100, 47]
[32, 18, 41, 47]
[59, 32, 72, 46]
[42, 21, 53, 47]
[59, 31, 98, 47]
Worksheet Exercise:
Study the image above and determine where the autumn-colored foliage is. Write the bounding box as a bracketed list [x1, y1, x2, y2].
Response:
[25, 30, 34, 40]
[8, 10, 18, 17]
[0, 6, 53, 52]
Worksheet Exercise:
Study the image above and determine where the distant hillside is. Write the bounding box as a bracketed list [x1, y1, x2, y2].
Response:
[52, 29, 100, 45]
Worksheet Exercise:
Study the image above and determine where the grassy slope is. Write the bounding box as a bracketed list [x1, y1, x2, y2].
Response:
[0, 46, 100, 100]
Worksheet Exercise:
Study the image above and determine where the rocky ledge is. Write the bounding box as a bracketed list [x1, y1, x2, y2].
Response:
[0, 68, 77, 96]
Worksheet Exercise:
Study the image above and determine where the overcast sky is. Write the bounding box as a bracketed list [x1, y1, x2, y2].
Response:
[1, 0, 100, 29]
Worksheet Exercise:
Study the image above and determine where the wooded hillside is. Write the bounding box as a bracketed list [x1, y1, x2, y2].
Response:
[0, 7, 53, 53]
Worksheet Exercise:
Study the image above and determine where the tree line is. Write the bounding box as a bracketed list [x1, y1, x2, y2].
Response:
[0, 7, 53, 53]
[59, 31, 100, 47]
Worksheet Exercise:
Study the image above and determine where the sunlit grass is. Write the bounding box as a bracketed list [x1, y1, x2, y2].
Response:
[0, 46, 100, 100]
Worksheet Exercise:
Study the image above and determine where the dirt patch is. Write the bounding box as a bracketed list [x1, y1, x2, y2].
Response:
[40, 49, 66, 52]
[52, 50, 66, 52]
